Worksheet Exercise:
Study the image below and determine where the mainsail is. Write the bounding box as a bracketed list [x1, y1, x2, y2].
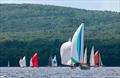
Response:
[99, 52, 103, 66]
[8, 61, 10, 67]
[19, 58, 24, 67]
[90, 46, 95, 66]
[32, 53, 38, 67]
[60, 39, 72, 65]
[30, 58, 33, 67]
[83, 48, 87, 64]
[71, 23, 84, 64]
[22, 56, 26, 67]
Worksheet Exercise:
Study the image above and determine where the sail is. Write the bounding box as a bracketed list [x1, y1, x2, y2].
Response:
[19, 58, 24, 67]
[30, 58, 33, 67]
[83, 48, 87, 64]
[94, 51, 99, 65]
[52, 55, 57, 67]
[32, 53, 38, 67]
[99, 52, 103, 66]
[22, 56, 26, 67]
[90, 46, 95, 66]
[71, 23, 84, 64]
[8, 61, 10, 67]
[60, 40, 72, 65]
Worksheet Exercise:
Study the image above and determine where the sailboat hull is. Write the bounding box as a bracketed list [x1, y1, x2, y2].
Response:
[80, 64, 90, 70]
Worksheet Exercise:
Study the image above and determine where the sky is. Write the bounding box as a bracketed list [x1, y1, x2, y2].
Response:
[0, 0, 120, 12]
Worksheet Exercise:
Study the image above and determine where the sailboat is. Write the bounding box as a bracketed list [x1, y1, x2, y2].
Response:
[19, 58, 24, 67]
[52, 55, 57, 67]
[71, 23, 84, 66]
[89, 46, 95, 67]
[94, 51, 103, 67]
[32, 53, 38, 67]
[60, 38, 72, 65]
[8, 61, 10, 67]
[81, 47, 90, 69]
[19, 56, 26, 67]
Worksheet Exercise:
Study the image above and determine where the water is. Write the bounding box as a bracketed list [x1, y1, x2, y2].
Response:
[0, 67, 120, 78]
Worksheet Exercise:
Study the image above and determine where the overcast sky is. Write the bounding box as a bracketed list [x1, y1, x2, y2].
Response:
[0, 0, 120, 12]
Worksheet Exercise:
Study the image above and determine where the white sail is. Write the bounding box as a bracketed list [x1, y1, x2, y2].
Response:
[19, 58, 24, 67]
[71, 23, 84, 64]
[83, 48, 87, 64]
[30, 58, 33, 67]
[90, 46, 95, 66]
[22, 56, 26, 67]
[8, 61, 10, 67]
[52, 55, 57, 67]
[60, 40, 72, 65]
[19, 56, 26, 67]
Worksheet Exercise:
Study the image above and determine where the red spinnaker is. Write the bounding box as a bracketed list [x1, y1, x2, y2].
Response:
[94, 51, 99, 65]
[32, 53, 38, 67]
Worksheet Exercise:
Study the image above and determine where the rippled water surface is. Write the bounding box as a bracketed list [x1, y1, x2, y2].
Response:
[0, 67, 120, 78]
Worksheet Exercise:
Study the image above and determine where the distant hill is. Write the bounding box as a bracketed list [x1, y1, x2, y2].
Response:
[0, 4, 120, 66]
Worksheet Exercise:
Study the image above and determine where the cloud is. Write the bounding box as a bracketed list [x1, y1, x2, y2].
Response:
[101, 0, 120, 12]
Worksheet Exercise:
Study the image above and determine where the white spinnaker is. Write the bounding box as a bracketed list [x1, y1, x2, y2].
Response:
[19, 58, 24, 67]
[71, 23, 84, 63]
[22, 56, 26, 67]
[83, 48, 87, 64]
[60, 40, 72, 65]
[90, 46, 95, 66]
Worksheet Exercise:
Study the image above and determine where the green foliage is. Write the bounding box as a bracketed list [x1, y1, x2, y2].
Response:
[0, 4, 120, 66]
